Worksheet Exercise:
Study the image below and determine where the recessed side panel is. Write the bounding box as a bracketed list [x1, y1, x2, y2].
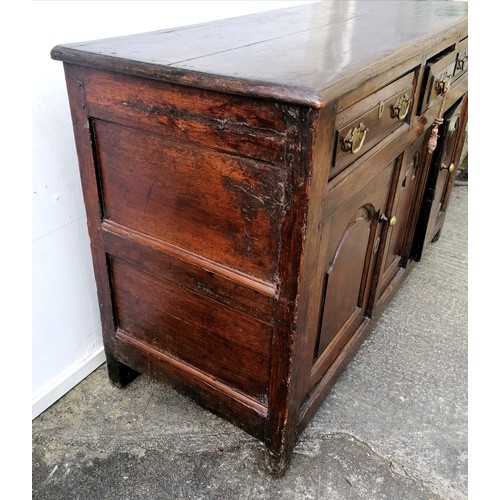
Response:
[93, 119, 287, 282]
[109, 256, 272, 403]
[82, 67, 289, 163]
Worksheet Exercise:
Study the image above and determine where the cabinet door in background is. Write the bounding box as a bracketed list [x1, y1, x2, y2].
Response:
[371, 134, 426, 308]
[426, 97, 466, 243]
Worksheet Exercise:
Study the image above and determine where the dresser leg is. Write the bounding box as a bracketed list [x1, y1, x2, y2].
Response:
[264, 450, 291, 477]
[106, 353, 139, 388]
[431, 228, 442, 243]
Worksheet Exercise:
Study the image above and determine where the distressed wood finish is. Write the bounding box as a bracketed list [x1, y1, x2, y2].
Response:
[110, 256, 272, 401]
[52, 1, 468, 476]
[82, 67, 288, 163]
[93, 119, 286, 282]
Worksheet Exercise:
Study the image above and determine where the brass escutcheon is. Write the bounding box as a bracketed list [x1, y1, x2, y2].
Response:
[343, 122, 368, 154]
[391, 94, 412, 121]
[378, 100, 385, 119]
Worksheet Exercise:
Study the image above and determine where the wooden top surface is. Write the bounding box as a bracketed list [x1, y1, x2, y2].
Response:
[51, 1, 467, 108]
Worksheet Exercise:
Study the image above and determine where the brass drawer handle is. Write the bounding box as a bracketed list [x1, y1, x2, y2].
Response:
[391, 94, 412, 121]
[343, 123, 368, 154]
[455, 54, 468, 72]
[435, 72, 452, 94]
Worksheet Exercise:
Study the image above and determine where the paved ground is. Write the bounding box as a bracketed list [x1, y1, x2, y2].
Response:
[32, 186, 468, 500]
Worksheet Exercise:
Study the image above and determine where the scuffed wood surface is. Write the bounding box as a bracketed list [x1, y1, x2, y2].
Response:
[51, 1, 467, 106]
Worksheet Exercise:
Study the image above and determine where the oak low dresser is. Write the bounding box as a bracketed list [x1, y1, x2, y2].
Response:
[52, 1, 468, 475]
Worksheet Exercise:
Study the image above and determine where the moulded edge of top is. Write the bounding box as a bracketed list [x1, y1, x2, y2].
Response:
[50, 15, 467, 110]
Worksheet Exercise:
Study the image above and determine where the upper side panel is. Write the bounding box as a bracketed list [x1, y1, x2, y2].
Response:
[76, 66, 292, 284]
[93, 118, 287, 283]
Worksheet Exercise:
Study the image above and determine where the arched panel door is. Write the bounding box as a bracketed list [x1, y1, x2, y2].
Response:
[316, 205, 376, 355]
[315, 155, 399, 361]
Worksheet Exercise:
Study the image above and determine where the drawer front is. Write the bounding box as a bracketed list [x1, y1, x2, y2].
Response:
[420, 50, 460, 113]
[331, 72, 415, 178]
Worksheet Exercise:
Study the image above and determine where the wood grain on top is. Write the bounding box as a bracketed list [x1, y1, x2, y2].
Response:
[52, 1, 467, 106]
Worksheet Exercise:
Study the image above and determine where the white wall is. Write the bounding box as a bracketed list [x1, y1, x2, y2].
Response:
[32, 0, 312, 419]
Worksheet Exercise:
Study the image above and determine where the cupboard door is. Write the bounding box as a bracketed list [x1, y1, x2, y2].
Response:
[315, 155, 399, 360]
[371, 135, 426, 306]
[426, 98, 465, 243]
[413, 96, 466, 251]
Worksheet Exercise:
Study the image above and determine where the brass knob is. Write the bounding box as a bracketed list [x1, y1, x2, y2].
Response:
[343, 123, 368, 154]
[379, 214, 397, 226]
[440, 162, 455, 172]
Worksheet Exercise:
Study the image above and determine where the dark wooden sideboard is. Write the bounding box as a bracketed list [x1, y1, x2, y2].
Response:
[51, 1, 468, 475]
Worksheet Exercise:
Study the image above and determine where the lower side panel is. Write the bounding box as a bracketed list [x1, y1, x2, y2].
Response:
[109, 256, 271, 402]
[109, 330, 268, 441]
[101, 237, 274, 442]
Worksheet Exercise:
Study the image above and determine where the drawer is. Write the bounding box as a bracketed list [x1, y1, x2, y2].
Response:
[453, 38, 468, 80]
[420, 49, 460, 114]
[331, 72, 415, 178]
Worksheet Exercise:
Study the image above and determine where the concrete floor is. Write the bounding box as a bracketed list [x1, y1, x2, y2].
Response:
[32, 187, 468, 500]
